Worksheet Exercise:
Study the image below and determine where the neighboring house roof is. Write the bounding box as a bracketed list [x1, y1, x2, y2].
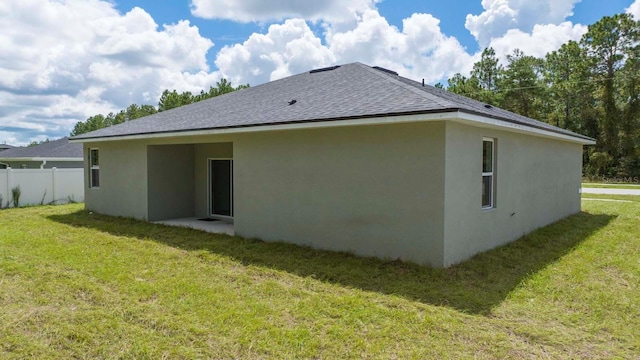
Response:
[71, 62, 595, 144]
[0, 137, 83, 161]
[0, 144, 15, 151]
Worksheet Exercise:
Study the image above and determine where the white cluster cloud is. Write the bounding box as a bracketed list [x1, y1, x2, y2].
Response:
[216, 9, 474, 87]
[212, 0, 591, 87]
[488, 22, 588, 62]
[0, 0, 218, 145]
[465, 0, 582, 46]
[190, 0, 378, 24]
[332, 11, 475, 82]
[627, 0, 640, 19]
[0, 0, 616, 145]
[215, 19, 336, 85]
[462, 0, 587, 63]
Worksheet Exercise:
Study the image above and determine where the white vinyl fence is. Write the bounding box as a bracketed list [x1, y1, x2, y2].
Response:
[0, 168, 84, 207]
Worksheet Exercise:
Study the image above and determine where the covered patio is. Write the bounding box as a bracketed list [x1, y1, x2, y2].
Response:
[147, 142, 234, 223]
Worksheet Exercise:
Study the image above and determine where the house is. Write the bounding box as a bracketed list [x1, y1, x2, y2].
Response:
[0, 137, 83, 169]
[0, 137, 85, 206]
[70, 63, 594, 267]
[0, 144, 15, 152]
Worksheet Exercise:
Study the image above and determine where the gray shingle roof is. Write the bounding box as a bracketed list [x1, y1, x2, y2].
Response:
[0, 144, 15, 151]
[72, 62, 593, 142]
[0, 137, 83, 159]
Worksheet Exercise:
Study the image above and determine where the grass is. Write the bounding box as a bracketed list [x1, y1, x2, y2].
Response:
[1, 201, 639, 359]
[582, 182, 640, 189]
[582, 193, 640, 202]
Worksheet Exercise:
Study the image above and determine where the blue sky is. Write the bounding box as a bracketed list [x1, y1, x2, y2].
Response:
[0, 0, 638, 145]
[112, 0, 633, 57]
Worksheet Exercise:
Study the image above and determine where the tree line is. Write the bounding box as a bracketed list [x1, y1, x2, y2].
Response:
[441, 13, 640, 178]
[70, 79, 249, 137]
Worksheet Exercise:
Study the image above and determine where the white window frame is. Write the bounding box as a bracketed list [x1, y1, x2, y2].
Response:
[482, 138, 495, 209]
[89, 148, 99, 188]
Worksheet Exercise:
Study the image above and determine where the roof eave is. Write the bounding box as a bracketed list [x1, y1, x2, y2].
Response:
[456, 111, 596, 145]
[69, 110, 595, 145]
[69, 111, 459, 143]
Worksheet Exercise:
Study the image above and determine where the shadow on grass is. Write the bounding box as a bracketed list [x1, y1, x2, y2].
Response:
[48, 211, 614, 315]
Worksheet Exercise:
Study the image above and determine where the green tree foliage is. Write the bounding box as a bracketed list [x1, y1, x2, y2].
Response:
[447, 73, 480, 98]
[28, 138, 50, 147]
[471, 47, 503, 105]
[124, 104, 158, 120]
[499, 49, 546, 119]
[71, 79, 248, 136]
[158, 79, 249, 111]
[544, 41, 596, 132]
[443, 12, 640, 178]
[70, 114, 117, 137]
[581, 13, 639, 162]
[617, 43, 640, 176]
[158, 90, 194, 112]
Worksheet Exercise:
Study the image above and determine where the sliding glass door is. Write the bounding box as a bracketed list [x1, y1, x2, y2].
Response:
[209, 159, 233, 218]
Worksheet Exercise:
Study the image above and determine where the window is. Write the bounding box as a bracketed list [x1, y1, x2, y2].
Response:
[89, 148, 100, 188]
[482, 138, 495, 209]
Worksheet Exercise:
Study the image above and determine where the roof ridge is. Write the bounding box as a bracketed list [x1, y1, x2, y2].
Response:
[356, 63, 456, 108]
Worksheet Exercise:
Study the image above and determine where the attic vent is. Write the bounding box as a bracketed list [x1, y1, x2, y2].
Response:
[372, 66, 398, 76]
[310, 65, 340, 74]
[484, 104, 493, 109]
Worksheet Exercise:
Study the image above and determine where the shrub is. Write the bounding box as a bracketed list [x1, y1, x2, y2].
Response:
[11, 185, 21, 208]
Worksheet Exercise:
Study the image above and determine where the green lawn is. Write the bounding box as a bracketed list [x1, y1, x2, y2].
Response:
[582, 182, 640, 189]
[1, 201, 639, 359]
[582, 193, 640, 202]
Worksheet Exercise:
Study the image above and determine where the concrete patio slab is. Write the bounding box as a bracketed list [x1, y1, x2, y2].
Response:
[155, 217, 234, 236]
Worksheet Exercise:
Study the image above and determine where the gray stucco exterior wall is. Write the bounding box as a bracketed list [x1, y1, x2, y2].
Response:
[442, 122, 582, 266]
[81, 119, 585, 268]
[232, 122, 447, 266]
[147, 144, 195, 221]
[84, 141, 149, 220]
